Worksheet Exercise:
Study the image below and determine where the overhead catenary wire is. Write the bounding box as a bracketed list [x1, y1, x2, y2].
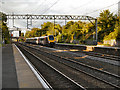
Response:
[29, 0, 48, 26]
[41, 0, 60, 15]
[31, 0, 60, 28]
[84, 2, 119, 15]
[3, 0, 119, 29]
[68, 0, 95, 14]
[9, 0, 49, 28]
[29, 0, 59, 27]
[32, 0, 48, 14]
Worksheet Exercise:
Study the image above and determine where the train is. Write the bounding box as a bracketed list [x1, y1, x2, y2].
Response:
[25, 35, 56, 47]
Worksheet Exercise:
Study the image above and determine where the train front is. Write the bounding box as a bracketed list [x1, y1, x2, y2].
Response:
[48, 35, 56, 47]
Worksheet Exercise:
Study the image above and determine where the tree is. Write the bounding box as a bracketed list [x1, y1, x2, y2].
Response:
[103, 16, 120, 40]
[116, 16, 120, 39]
[21, 33, 24, 37]
[98, 10, 117, 41]
[25, 10, 119, 45]
[0, 12, 7, 22]
[25, 28, 43, 38]
[1, 12, 10, 44]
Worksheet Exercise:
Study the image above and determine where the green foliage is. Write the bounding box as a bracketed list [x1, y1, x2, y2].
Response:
[2, 22, 10, 44]
[1, 12, 10, 44]
[116, 17, 120, 39]
[25, 28, 44, 38]
[103, 16, 120, 40]
[98, 10, 118, 41]
[0, 12, 7, 22]
[21, 33, 24, 37]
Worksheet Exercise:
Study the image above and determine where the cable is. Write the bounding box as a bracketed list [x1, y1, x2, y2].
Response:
[32, 0, 48, 14]
[41, 0, 60, 15]
[68, 0, 95, 14]
[84, 2, 119, 15]
[112, 9, 119, 15]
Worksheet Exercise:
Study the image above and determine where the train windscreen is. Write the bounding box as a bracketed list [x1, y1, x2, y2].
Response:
[49, 35, 54, 40]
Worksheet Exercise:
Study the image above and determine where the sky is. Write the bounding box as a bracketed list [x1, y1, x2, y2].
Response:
[0, 0, 119, 36]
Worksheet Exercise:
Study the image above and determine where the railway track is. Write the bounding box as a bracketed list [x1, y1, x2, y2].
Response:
[17, 43, 120, 89]
[55, 45, 120, 61]
[75, 51, 119, 61]
[25, 43, 119, 74]
[16, 43, 85, 89]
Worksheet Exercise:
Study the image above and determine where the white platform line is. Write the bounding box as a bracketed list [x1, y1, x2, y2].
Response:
[14, 44, 51, 90]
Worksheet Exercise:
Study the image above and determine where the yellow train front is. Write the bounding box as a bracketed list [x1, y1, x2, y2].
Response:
[26, 35, 56, 47]
[39, 35, 56, 47]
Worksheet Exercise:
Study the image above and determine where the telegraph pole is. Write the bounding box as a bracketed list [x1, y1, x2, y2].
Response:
[95, 19, 97, 45]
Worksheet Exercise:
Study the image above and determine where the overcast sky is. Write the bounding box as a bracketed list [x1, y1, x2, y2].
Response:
[0, 0, 119, 36]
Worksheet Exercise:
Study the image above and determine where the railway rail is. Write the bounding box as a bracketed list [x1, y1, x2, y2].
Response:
[82, 51, 119, 61]
[17, 43, 120, 89]
[24, 43, 119, 74]
[55, 43, 120, 56]
[54, 47, 120, 67]
[16, 43, 85, 89]
[55, 44, 119, 61]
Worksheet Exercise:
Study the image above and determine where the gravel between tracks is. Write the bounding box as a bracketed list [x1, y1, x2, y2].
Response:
[17, 43, 119, 89]
[30, 44, 120, 76]
[17, 44, 85, 89]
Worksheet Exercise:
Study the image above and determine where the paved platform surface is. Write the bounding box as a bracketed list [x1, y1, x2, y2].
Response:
[2, 44, 44, 89]
[2, 44, 19, 88]
[0, 46, 2, 90]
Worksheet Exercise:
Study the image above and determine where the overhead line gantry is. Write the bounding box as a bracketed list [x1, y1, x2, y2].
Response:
[6, 14, 98, 44]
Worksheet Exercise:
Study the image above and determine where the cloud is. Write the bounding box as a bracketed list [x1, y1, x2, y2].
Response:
[1, 0, 119, 30]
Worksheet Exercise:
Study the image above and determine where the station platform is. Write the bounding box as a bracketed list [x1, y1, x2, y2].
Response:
[56, 43, 120, 56]
[2, 44, 44, 89]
